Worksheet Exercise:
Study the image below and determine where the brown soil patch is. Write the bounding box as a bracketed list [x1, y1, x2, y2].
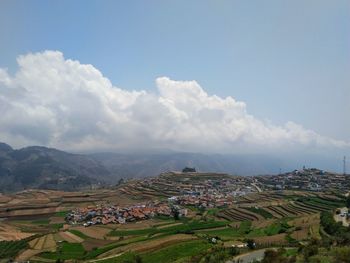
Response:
[156, 222, 183, 229]
[0, 222, 33, 241]
[115, 219, 164, 230]
[291, 229, 309, 240]
[289, 214, 319, 228]
[72, 226, 111, 239]
[254, 233, 287, 245]
[49, 216, 65, 224]
[59, 231, 84, 243]
[98, 234, 196, 258]
[229, 222, 241, 228]
[252, 219, 276, 228]
[16, 249, 45, 261]
[82, 239, 113, 251]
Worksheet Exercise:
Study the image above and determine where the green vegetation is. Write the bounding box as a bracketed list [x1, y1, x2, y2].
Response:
[31, 219, 50, 225]
[265, 221, 290, 235]
[346, 195, 350, 208]
[0, 239, 28, 259]
[239, 221, 252, 234]
[199, 221, 252, 239]
[245, 207, 273, 219]
[189, 245, 240, 263]
[261, 248, 296, 263]
[299, 196, 345, 209]
[54, 210, 69, 217]
[69, 229, 89, 239]
[141, 240, 211, 263]
[84, 236, 149, 259]
[109, 220, 227, 237]
[206, 208, 220, 216]
[320, 211, 350, 245]
[51, 223, 64, 231]
[94, 252, 139, 263]
[284, 248, 298, 257]
[40, 242, 86, 260]
[247, 220, 291, 237]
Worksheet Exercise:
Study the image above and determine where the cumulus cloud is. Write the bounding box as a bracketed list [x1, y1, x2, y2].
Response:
[0, 50, 348, 153]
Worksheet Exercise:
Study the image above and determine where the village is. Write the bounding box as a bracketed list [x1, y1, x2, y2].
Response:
[256, 167, 350, 193]
[64, 167, 350, 227]
[64, 190, 239, 226]
[65, 201, 188, 226]
[65, 173, 254, 226]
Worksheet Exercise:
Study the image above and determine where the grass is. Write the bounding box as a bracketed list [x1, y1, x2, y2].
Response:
[238, 221, 252, 234]
[84, 236, 148, 259]
[199, 221, 252, 239]
[69, 229, 89, 239]
[140, 239, 212, 263]
[54, 211, 69, 217]
[51, 223, 64, 231]
[109, 220, 227, 237]
[300, 197, 345, 208]
[264, 222, 287, 235]
[245, 207, 274, 219]
[40, 242, 86, 260]
[31, 219, 50, 225]
[94, 252, 137, 263]
[248, 220, 291, 237]
[199, 227, 241, 238]
[284, 248, 298, 257]
[0, 239, 28, 259]
[207, 208, 220, 216]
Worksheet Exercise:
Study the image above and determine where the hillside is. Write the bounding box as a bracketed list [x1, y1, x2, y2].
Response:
[0, 143, 288, 192]
[0, 143, 111, 191]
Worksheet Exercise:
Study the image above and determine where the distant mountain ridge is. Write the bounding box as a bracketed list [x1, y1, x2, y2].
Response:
[0, 143, 111, 191]
[0, 142, 343, 192]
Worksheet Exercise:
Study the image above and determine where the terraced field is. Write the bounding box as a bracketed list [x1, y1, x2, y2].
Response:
[0, 183, 346, 262]
[214, 191, 345, 229]
[217, 208, 264, 221]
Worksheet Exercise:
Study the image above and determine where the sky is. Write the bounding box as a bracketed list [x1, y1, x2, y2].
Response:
[0, 1, 349, 159]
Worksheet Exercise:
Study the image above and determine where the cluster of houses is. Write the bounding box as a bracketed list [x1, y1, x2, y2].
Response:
[135, 172, 259, 202]
[65, 201, 187, 226]
[169, 193, 233, 209]
[256, 168, 350, 193]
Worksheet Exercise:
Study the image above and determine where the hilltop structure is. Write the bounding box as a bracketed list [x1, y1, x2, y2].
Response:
[182, 167, 196, 173]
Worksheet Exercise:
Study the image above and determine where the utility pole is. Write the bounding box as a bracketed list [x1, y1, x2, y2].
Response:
[344, 156, 346, 175]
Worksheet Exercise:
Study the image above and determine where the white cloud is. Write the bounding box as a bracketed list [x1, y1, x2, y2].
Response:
[0, 50, 348, 153]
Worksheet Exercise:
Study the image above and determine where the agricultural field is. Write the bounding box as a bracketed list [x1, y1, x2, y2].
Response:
[0, 176, 346, 262]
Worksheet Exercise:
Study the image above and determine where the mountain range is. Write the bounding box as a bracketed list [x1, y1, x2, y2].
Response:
[0, 142, 343, 192]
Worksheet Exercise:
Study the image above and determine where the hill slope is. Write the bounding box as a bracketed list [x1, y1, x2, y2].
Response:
[0, 143, 111, 191]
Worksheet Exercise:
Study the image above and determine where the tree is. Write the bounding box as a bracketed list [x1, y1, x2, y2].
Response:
[134, 255, 143, 263]
[116, 178, 124, 186]
[245, 239, 256, 249]
[229, 246, 239, 256]
[346, 196, 350, 208]
[333, 247, 350, 263]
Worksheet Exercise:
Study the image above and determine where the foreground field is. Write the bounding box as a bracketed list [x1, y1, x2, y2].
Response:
[0, 188, 345, 262]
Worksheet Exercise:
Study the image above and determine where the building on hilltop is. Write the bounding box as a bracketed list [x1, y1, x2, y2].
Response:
[182, 167, 196, 173]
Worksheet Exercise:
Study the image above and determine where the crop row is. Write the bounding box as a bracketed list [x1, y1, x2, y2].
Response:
[217, 208, 263, 222]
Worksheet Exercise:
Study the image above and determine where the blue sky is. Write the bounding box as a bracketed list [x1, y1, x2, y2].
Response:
[0, 0, 349, 150]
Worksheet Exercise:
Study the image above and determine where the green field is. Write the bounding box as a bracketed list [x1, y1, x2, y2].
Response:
[109, 220, 227, 237]
[40, 242, 86, 260]
[0, 239, 28, 259]
[245, 207, 274, 219]
[94, 240, 212, 263]
[198, 221, 252, 239]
